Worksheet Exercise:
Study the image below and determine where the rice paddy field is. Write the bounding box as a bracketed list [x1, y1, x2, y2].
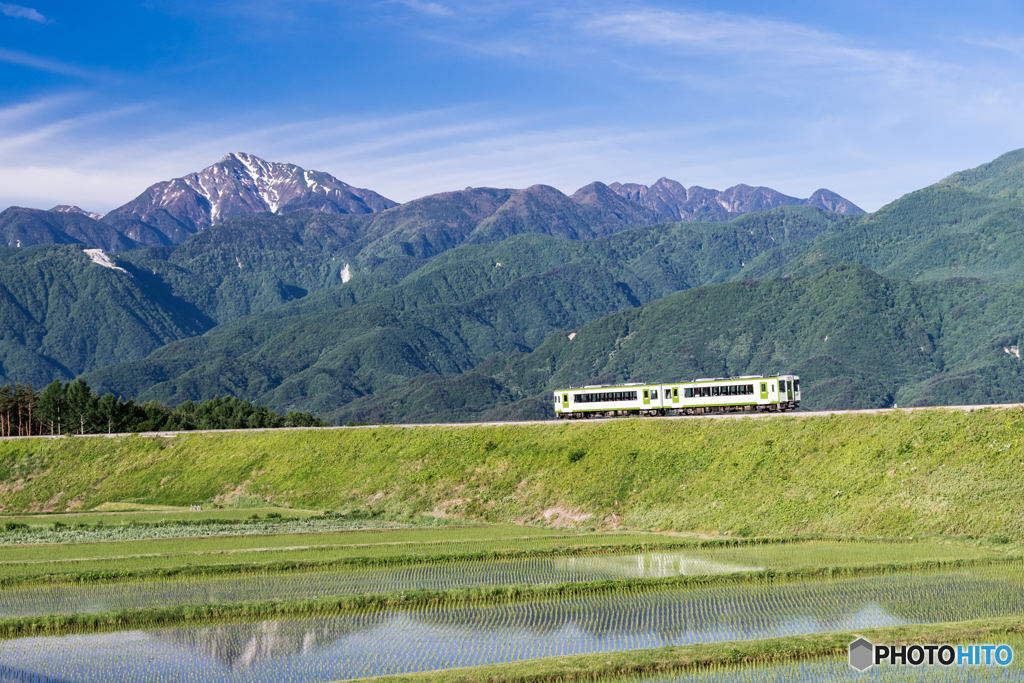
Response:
[4, 405, 1024, 682]
[0, 541, 1005, 618]
[596, 642, 1024, 683]
[2, 565, 1024, 681]
[0, 518, 1022, 683]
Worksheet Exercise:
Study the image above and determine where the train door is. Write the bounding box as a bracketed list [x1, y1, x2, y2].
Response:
[759, 381, 768, 401]
[671, 386, 679, 405]
[786, 379, 793, 402]
[562, 393, 569, 410]
[643, 389, 650, 406]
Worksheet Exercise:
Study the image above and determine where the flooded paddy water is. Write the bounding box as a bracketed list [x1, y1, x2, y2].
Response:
[0, 551, 759, 618]
[607, 651, 1024, 683]
[0, 541, 990, 619]
[2, 565, 1023, 682]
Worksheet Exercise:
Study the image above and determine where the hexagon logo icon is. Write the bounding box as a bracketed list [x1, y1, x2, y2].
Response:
[849, 637, 874, 671]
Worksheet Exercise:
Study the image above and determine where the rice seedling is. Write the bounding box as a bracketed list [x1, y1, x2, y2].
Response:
[596, 637, 1024, 683]
[0, 531, 742, 585]
[0, 540, 1001, 615]
[1, 565, 1023, 681]
[0, 550, 764, 618]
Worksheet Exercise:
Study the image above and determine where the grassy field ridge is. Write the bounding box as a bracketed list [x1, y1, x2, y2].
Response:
[1, 408, 1022, 540]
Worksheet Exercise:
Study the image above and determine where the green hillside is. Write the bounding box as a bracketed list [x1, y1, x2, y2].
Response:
[1, 407, 1022, 540]
[0, 207, 138, 253]
[740, 183, 1024, 283]
[82, 209, 841, 414]
[940, 148, 1024, 201]
[11, 149, 1024, 422]
[119, 212, 376, 323]
[333, 266, 1024, 422]
[0, 245, 212, 386]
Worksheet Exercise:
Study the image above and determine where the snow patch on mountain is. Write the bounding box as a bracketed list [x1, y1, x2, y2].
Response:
[101, 152, 398, 244]
[84, 249, 129, 274]
[607, 179, 864, 221]
[51, 205, 105, 220]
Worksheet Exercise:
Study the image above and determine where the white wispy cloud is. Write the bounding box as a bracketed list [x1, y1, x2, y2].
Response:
[0, 47, 103, 79]
[0, 2, 48, 23]
[2, 2, 1024, 215]
[391, 0, 454, 18]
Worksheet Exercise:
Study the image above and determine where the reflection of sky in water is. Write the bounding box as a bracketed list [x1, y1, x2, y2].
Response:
[0, 552, 761, 618]
[3, 569, 1024, 682]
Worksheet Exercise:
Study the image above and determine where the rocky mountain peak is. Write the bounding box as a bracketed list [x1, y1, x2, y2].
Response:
[100, 153, 398, 246]
[608, 178, 864, 221]
[50, 205, 105, 220]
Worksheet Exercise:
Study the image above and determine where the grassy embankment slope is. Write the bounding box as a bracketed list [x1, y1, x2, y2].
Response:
[2, 407, 1022, 540]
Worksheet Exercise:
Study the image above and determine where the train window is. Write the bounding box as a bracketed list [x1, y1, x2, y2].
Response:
[684, 388, 692, 398]
[794, 380, 800, 392]
[651, 390, 657, 399]
[711, 386, 719, 397]
[738, 385, 746, 395]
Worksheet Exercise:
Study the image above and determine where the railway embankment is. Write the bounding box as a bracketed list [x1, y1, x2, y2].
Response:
[1, 406, 1022, 540]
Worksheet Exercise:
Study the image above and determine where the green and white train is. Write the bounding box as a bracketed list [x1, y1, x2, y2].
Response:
[554, 375, 800, 419]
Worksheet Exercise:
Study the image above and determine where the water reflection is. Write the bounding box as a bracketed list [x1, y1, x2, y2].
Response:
[551, 553, 761, 577]
[2, 569, 1023, 682]
[0, 551, 760, 619]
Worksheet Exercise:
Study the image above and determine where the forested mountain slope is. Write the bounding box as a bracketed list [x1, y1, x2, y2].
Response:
[0, 207, 138, 252]
[738, 184, 1024, 283]
[334, 266, 1024, 423]
[0, 245, 213, 386]
[82, 208, 842, 413]
[11, 149, 1024, 423]
[939, 148, 1024, 201]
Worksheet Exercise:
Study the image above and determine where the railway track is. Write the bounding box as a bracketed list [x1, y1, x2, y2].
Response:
[2, 402, 1023, 440]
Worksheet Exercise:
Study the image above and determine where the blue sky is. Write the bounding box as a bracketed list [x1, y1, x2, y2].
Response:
[2, 1, 1024, 212]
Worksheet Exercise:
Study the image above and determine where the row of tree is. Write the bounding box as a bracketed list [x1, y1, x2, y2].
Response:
[0, 379, 326, 437]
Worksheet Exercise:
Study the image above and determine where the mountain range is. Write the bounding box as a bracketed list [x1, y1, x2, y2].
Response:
[1, 152, 863, 252]
[607, 179, 863, 221]
[3, 148, 1021, 423]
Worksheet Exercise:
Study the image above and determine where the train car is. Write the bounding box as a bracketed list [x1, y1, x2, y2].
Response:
[554, 375, 800, 419]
